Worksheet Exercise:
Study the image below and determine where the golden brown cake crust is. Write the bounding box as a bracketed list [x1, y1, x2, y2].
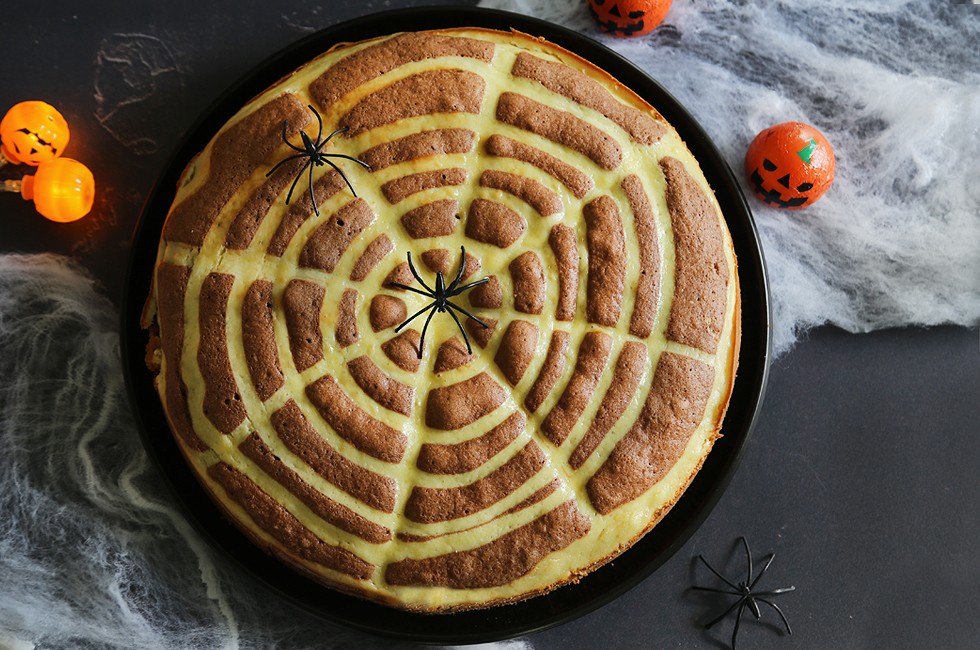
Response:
[144, 27, 740, 613]
[360, 128, 476, 171]
[511, 52, 666, 145]
[334, 288, 360, 348]
[548, 223, 579, 321]
[485, 133, 595, 199]
[586, 352, 716, 514]
[242, 280, 284, 400]
[154, 263, 205, 451]
[417, 411, 525, 475]
[524, 330, 572, 413]
[661, 156, 731, 354]
[583, 195, 627, 327]
[621, 174, 661, 338]
[309, 32, 495, 112]
[349, 234, 394, 281]
[400, 200, 460, 239]
[282, 279, 325, 372]
[208, 461, 376, 579]
[497, 92, 622, 171]
[271, 400, 398, 513]
[239, 432, 393, 544]
[164, 94, 310, 246]
[386, 500, 592, 589]
[466, 198, 527, 248]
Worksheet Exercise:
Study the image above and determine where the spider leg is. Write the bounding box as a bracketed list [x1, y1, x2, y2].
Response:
[406, 252, 435, 293]
[698, 555, 740, 592]
[690, 586, 741, 595]
[750, 552, 776, 590]
[307, 161, 320, 216]
[757, 597, 794, 635]
[451, 276, 490, 296]
[731, 600, 746, 650]
[395, 301, 436, 333]
[280, 120, 306, 153]
[388, 283, 436, 299]
[741, 537, 754, 590]
[324, 152, 372, 170]
[284, 160, 313, 205]
[417, 305, 439, 358]
[315, 126, 348, 149]
[307, 104, 324, 144]
[434, 271, 446, 296]
[754, 586, 796, 596]
[323, 157, 358, 197]
[446, 301, 489, 328]
[301, 131, 320, 156]
[746, 594, 762, 621]
[703, 596, 745, 630]
[444, 301, 473, 354]
[447, 246, 468, 293]
[265, 152, 307, 178]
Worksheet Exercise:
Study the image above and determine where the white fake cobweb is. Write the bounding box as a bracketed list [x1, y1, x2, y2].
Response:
[481, 0, 980, 355]
[0, 254, 530, 650]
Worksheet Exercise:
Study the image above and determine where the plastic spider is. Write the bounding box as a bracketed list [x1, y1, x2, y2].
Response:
[692, 537, 795, 650]
[265, 104, 370, 216]
[390, 246, 490, 359]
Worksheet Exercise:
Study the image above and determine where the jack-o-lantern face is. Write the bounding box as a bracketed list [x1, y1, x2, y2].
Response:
[745, 121, 835, 210]
[0, 101, 70, 166]
[587, 0, 672, 38]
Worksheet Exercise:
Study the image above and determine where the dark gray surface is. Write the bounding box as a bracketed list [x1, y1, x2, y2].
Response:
[527, 324, 980, 650]
[1, 2, 978, 648]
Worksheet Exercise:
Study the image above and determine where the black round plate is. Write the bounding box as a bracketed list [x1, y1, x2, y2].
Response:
[121, 7, 770, 644]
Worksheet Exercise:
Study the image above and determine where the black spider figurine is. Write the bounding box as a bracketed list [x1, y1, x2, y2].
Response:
[692, 537, 795, 650]
[390, 246, 490, 359]
[266, 104, 370, 216]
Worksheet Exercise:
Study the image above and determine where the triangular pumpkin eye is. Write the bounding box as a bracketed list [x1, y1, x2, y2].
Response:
[763, 158, 777, 171]
[796, 182, 814, 192]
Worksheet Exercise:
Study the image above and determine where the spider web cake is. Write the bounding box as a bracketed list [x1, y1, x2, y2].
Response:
[142, 27, 740, 612]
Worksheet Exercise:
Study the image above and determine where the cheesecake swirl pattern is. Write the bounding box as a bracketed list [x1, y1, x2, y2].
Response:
[146, 28, 738, 612]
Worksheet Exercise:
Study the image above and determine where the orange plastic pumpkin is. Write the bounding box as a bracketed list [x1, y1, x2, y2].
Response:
[745, 121, 835, 210]
[587, 0, 672, 37]
[0, 101, 70, 166]
[19, 157, 95, 222]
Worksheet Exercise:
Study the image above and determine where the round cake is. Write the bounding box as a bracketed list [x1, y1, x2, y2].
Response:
[142, 27, 740, 612]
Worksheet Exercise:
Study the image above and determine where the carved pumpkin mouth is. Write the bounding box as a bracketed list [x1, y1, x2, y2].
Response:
[587, 0, 671, 38]
[11, 128, 58, 160]
[587, 4, 648, 36]
[749, 168, 809, 209]
[749, 158, 817, 209]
